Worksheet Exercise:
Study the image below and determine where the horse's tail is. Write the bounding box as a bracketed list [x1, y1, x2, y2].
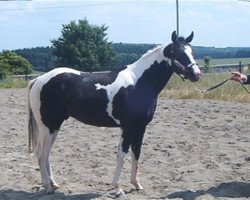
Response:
[28, 78, 38, 154]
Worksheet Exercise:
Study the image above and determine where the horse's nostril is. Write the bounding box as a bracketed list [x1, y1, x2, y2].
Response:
[196, 72, 201, 80]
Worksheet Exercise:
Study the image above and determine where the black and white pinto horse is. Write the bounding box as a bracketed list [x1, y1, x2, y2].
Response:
[28, 31, 201, 195]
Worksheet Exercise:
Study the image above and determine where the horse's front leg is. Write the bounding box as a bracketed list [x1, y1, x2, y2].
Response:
[131, 152, 143, 190]
[112, 136, 130, 197]
[130, 126, 145, 190]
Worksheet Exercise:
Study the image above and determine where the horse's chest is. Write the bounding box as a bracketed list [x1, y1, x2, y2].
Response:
[112, 89, 157, 124]
[67, 88, 119, 126]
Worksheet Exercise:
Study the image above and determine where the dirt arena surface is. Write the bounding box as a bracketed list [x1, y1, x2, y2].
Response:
[0, 88, 249, 200]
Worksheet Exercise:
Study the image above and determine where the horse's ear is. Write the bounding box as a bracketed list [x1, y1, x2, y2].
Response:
[163, 44, 171, 58]
[171, 31, 178, 44]
[185, 31, 194, 43]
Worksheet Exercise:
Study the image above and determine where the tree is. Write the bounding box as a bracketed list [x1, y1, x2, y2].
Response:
[15, 47, 54, 72]
[0, 50, 32, 78]
[51, 18, 116, 72]
[203, 56, 212, 73]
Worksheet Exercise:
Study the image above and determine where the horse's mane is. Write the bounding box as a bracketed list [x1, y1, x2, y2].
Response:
[136, 44, 163, 62]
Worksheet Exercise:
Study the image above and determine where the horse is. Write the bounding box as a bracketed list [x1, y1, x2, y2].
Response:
[28, 31, 201, 196]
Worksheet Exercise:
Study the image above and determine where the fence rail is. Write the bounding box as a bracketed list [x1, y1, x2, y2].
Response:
[10, 62, 250, 81]
[200, 62, 250, 73]
[13, 74, 40, 81]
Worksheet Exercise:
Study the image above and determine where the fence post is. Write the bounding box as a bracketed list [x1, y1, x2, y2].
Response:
[239, 61, 242, 73]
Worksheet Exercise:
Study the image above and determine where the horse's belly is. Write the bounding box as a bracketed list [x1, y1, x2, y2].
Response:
[70, 111, 120, 128]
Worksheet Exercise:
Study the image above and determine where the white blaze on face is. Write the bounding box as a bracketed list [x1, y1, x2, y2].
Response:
[184, 45, 196, 65]
[184, 46, 201, 75]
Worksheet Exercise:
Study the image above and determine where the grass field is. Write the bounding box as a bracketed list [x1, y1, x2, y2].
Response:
[0, 76, 27, 88]
[1, 59, 250, 103]
[197, 57, 250, 66]
[161, 72, 250, 103]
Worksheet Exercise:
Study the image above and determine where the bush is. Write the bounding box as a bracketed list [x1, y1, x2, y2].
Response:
[0, 50, 32, 77]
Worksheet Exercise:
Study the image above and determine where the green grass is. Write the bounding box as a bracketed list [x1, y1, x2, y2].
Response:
[1, 68, 250, 103]
[197, 57, 250, 66]
[161, 72, 250, 103]
[0, 76, 27, 88]
[30, 70, 44, 75]
[0, 70, 43, 89]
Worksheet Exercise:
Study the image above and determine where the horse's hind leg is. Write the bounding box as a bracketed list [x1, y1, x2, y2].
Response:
[36, 126, 54, 194]
[46, 130, 59, 190]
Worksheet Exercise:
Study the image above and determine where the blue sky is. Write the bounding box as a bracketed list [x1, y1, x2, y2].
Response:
[0, 0, 250, 51]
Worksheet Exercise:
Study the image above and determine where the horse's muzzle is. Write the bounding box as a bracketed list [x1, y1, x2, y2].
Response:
[187, 64, 201, 82]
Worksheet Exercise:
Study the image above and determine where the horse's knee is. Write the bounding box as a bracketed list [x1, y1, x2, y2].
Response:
[131, 143, 142, 160]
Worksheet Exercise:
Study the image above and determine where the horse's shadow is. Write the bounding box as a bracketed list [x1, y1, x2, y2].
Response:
[166, 181, 250, 200]
[0, 189, 102, 200]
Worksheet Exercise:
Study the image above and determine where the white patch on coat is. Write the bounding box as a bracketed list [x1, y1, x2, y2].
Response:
[95, 45, 169, 124]
[29, 67, 81, 129]
[35, 67, 81, 87]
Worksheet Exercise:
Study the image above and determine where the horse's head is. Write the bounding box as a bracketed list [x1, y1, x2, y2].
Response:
[164, 31, 201, 82]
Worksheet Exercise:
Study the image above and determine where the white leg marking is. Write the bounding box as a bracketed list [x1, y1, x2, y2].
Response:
[46, 131, 59, 190]
[131, 152, 143, 190]
[36, 126, 54, 194]
[112, 137, 127, 196]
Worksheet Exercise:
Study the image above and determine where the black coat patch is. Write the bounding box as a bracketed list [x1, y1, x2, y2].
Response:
[40, 70, 124, 133]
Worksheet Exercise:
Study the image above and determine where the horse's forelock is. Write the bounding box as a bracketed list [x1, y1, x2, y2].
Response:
[177, 37, 186, 44]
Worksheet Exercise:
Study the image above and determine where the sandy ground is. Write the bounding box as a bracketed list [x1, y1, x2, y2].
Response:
[0, 88, 249, 200]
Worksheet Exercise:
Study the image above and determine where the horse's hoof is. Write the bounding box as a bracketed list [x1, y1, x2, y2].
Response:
[42, 183, 54, 195]
[115, 190, 126, 198]
[136, 184, 143, 190]
[46, 187, 55, 195]
[132, 182, 144, 190]
[107, 189, 126, 199]
[51, 181, 59, 190]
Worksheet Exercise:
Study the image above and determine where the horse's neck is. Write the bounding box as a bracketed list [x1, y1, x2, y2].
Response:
[128, 46, 164, 79]
[128, 45, 165, 74]
[127, 45, 173, 96]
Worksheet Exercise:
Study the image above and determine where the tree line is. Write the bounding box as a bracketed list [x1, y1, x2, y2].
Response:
[12, 44, 250, 72]
[1, 18, 250, 76]
[193, 46, 250, 59]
